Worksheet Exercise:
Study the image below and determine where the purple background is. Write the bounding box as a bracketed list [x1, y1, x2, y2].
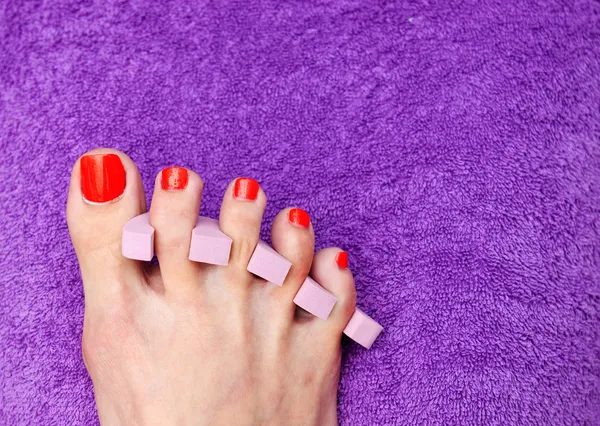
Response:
[1, 0, 600, 424]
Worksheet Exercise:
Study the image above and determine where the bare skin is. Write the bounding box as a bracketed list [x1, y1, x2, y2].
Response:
[67, 148, 357, 425]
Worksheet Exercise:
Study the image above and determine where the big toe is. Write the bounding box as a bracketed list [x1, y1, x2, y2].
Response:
[66, 148, 147, 304]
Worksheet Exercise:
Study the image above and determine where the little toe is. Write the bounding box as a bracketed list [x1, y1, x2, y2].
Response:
[66, 148, 147, 304]
[270, 208, 315, 309]
[219, 178, 267, 272]
[149, 167, 203, 292]
[309, 248, 357, 332]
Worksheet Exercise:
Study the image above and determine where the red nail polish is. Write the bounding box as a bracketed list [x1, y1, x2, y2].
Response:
[233, 178, 259, 200]
[289, 208, 310, 228]
[80, 153, 126, 203]
[336, 251, 349, 269]
[161, 167, 188, 190]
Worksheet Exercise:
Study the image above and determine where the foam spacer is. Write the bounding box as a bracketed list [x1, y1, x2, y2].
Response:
[122, 213, 155, 261]
[188, 216, 232, 266]
[246, 240, 292, 286]
[343, 308, 383, 349]
[122, 214, 232, 266]
[293, 277, 338, 320]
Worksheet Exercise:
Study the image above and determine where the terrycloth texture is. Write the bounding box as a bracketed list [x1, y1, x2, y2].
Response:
[1, 0, 599, 424]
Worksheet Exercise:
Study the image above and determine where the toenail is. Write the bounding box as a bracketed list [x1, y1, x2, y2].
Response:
[161, 167, 189, 191]
[233, 178, 259, 201]
[288, 208, 310, 228]
[80, 153, 126, 203]
[335, 251, 349, 269]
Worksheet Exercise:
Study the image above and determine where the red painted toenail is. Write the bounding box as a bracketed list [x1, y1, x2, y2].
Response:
[336, 251, 349, 269]
[233, 178, 259, 200]
[80, 153, 126, 203]
[288, 208, 310, 228]
[161, 167, 188, 191]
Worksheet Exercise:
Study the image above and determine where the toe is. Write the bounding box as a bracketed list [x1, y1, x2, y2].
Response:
[219, 178, 266, 272]
[270, 207, 315, 307]
[66, 148, 147, 303]
[309, 248, 357, 331]
[149, 167, 203, 291]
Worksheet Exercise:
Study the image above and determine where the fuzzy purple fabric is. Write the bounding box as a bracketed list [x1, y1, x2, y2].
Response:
[1, 0, 600, 424]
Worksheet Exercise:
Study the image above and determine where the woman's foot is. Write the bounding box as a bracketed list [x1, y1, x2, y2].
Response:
[66, 148, 357, 426]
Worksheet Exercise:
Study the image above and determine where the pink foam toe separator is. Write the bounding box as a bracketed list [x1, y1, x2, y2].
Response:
[343, 308, 383, 349]
[293, 277, 338, 320]
[246, 240, 292, 286]
[188, 216, 232, 266]
[122, 213, 155, 261]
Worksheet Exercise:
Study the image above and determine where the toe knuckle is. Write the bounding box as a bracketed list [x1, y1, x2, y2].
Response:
[234, 238, 258, 262]
[288, 262, 311, 283]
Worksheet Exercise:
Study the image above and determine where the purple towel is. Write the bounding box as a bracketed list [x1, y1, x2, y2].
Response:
[1, 0, 599, 424]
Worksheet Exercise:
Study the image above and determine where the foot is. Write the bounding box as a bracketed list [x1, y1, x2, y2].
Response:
[67, 149, 357, 426]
